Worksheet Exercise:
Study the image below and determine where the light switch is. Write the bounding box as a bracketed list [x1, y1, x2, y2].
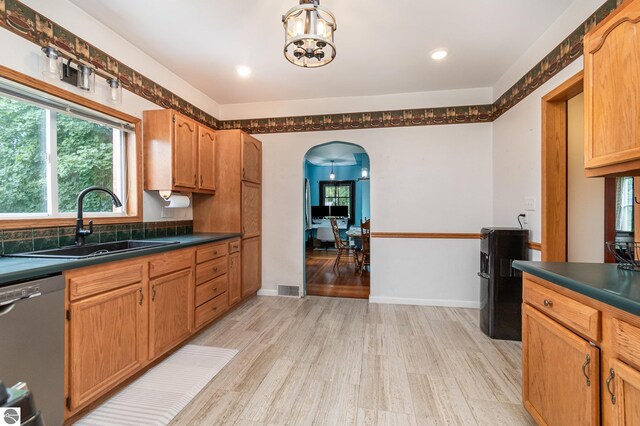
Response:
[524, 197, 536, 211]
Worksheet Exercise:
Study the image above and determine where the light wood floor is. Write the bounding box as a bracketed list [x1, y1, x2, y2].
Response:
[171, 296, 533, 426]
[306, 251, 370, 299]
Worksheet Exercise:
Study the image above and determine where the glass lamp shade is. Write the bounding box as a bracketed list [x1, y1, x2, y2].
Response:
[283, 1, 336, 68]
[76, 64, 95, 92]
[41, 46, 62, 80]
[106, 78, 122, 104]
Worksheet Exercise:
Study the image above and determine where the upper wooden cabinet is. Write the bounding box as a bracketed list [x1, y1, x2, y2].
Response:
[143, 109, 216, 194]
[242, 133, 262, 184]
[584, 0, 640, 176]
[198, 126, 217, 192]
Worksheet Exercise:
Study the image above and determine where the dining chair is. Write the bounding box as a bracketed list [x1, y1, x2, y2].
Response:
[330, 217, 352, 272]
[359, 219, 371, 274]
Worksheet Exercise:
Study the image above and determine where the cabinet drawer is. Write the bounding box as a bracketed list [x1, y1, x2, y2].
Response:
[196, 242, 228, 264]
[195, 274, 228, 307]
[610, 317, 640, 370]
[195, 292, 227, 328]
[196, 257, 227, 285]
[68, 261, 144, 301]
[149, 248, 194, 278]
[229, 239, 241, 254]
[524, 279, 601, 341]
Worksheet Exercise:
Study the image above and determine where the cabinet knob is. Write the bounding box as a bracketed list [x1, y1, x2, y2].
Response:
[212, 306, 217, 311]
[213, 267, 218, 273]
[543, 299, 553, 307]
[213, 288, 218, 292]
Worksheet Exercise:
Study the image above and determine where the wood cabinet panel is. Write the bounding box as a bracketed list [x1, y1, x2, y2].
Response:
[68, 283, 146, 410]
[198, 125, 216, 193]
[68, 261, 143, 301]
[195, 292, 228, 329]
[242, 134, 262, 184]
[584, 0, 640, 174]
[242, 181, 261, 238]
[610, 358, 640, 426]
[149, 268, 193, 359]
[242, 236, 261, 298]
[149, 248, 194, 278]
[522, 303, 600, 426]
[173, 114, 198, 189]
[610, 318, 640, 371]
[228, 251, 241, 307]
[195, 274, 228, 307]
[195, 256, 227, 285]
[196, 242, 228, 264]
[229, 239, 241, 254]
[524, 278, 601, 341]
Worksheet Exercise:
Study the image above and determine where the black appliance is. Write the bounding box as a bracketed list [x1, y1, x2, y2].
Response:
[311, 205, 348, 218]
[479, 227, 529, 341]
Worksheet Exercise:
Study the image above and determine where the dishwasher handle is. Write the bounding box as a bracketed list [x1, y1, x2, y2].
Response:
[477, 272, 490, 280]
[0, 302, 17, 316]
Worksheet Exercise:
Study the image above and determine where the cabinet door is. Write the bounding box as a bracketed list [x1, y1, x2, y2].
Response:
[173, 114, 198, 189]
[198, 126, 216, 192]
[241, 134, 261, 184]
[242, 181, 261, 238]
[522, 304, 599, 426]
[228, 251, 241, 306]
[584, 0, 640, 171]
[149, 268, 193, 359]
[69, 283, 146, 411]
[608, 358, 640, 425]
[241, 236, 261, 298]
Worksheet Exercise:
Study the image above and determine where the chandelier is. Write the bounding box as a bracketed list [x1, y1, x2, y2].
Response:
[282, 0, 337, 68]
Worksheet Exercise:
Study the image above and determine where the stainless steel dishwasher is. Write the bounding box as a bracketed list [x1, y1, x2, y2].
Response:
[0, 274, 64, 426]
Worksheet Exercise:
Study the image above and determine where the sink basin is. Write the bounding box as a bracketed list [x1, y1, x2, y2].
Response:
[5, 240, 179, 259]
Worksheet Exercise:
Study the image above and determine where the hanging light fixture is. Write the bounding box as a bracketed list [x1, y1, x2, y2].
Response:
[76, 63, 95, 92]
[41, 46, 62, 79]
[282, 0, 337, 68]
[106, 78, 122, 104]
[329, 160, 336, 180]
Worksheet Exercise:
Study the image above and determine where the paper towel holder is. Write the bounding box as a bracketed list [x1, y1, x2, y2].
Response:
[159, 190, 172, 200]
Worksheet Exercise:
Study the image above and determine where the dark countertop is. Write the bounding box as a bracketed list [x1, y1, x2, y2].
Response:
[512, 261, 640, 316]
[0, 233, 242, 286]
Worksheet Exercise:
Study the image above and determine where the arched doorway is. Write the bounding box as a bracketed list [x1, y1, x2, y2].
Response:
[302, 142, 371, 299]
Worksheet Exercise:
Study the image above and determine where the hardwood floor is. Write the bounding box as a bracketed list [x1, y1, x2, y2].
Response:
[171, 296, 533, 425]
[306, 250, 370, 299]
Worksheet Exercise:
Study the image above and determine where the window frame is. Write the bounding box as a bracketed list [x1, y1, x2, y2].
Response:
[0, 65, 142, 229]
[319, 180, 356, 225]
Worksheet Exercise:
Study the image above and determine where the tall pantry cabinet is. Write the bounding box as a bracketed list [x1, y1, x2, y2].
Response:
[193, 130, 262, 299]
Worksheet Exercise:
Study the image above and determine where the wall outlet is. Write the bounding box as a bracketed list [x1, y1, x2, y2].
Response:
[524, 197, 536, 211]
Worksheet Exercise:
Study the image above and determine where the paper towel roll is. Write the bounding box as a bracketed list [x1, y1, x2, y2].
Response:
[165, 194, 190, 208]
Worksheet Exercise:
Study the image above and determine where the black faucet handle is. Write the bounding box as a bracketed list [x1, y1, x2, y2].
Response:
[87, 220, 94, 235]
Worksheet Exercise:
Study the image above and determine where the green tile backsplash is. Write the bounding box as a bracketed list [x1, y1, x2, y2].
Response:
[0, 221, 193, 255]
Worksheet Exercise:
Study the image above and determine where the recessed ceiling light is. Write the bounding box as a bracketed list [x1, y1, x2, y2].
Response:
[236, 65, 252, 77]
[430, 49, 448, 61]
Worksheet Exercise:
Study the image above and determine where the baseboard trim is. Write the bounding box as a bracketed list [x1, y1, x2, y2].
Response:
[369, 296, 481, 309]
[257, 289, 278, 296]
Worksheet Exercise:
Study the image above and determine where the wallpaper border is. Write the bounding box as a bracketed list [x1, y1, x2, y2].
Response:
[0, 0, 624, 134]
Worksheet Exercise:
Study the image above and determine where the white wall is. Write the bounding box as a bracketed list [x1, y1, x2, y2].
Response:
[567, 93, 604, 262]
[259, 124, 492, 307]
[0, 0, 226, 221]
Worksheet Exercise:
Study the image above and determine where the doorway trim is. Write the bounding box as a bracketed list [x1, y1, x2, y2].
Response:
[541, 71, 584, 261]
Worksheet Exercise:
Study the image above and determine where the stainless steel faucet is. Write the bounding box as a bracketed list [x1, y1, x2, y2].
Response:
[75, 186, 123, 246]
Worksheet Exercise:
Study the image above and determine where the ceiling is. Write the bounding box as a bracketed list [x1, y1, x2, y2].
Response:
[69, 0, 574, 105]
[305, 142, 366, 166]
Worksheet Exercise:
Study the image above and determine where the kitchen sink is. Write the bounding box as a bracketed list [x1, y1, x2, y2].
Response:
[5, 240, 179, 259]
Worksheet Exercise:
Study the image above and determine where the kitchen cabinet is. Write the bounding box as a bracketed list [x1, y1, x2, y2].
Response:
[66, 261, 147, 413]
[242, 236, 261, 298]
[584, 0, 640, 177]
[522, 303, 599, 425]
[198, 125, 216, 192]
[193, 130, 262, 299]
[228, 241, 241, 307]
[149, 268, 193, 359]
[143, 109, 216, 194]
[608, 358, 640, 425]
[194, 242, 230, 330]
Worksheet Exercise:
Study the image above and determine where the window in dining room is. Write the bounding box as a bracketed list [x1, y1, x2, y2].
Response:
[319, 180, 356, 224]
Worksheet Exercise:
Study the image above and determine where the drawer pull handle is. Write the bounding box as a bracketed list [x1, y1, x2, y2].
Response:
[212, 306, 217, 311]
[214, 268, 218, 272]
[138, 287, 143, 306]
[581, 355, 591, 386]
[543, 299, 553, 307]
[606, 368, 616, 405]
[213, 288, 218, 292]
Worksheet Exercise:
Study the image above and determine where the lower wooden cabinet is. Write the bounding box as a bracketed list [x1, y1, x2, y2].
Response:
[68, 283, 147, 411]
[242, 236, 261, 297]
[609, 358, 640, 425]
[522, 303, 600, 425]
[149, 268, 193, 359]
[228, 251, 241, 306]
